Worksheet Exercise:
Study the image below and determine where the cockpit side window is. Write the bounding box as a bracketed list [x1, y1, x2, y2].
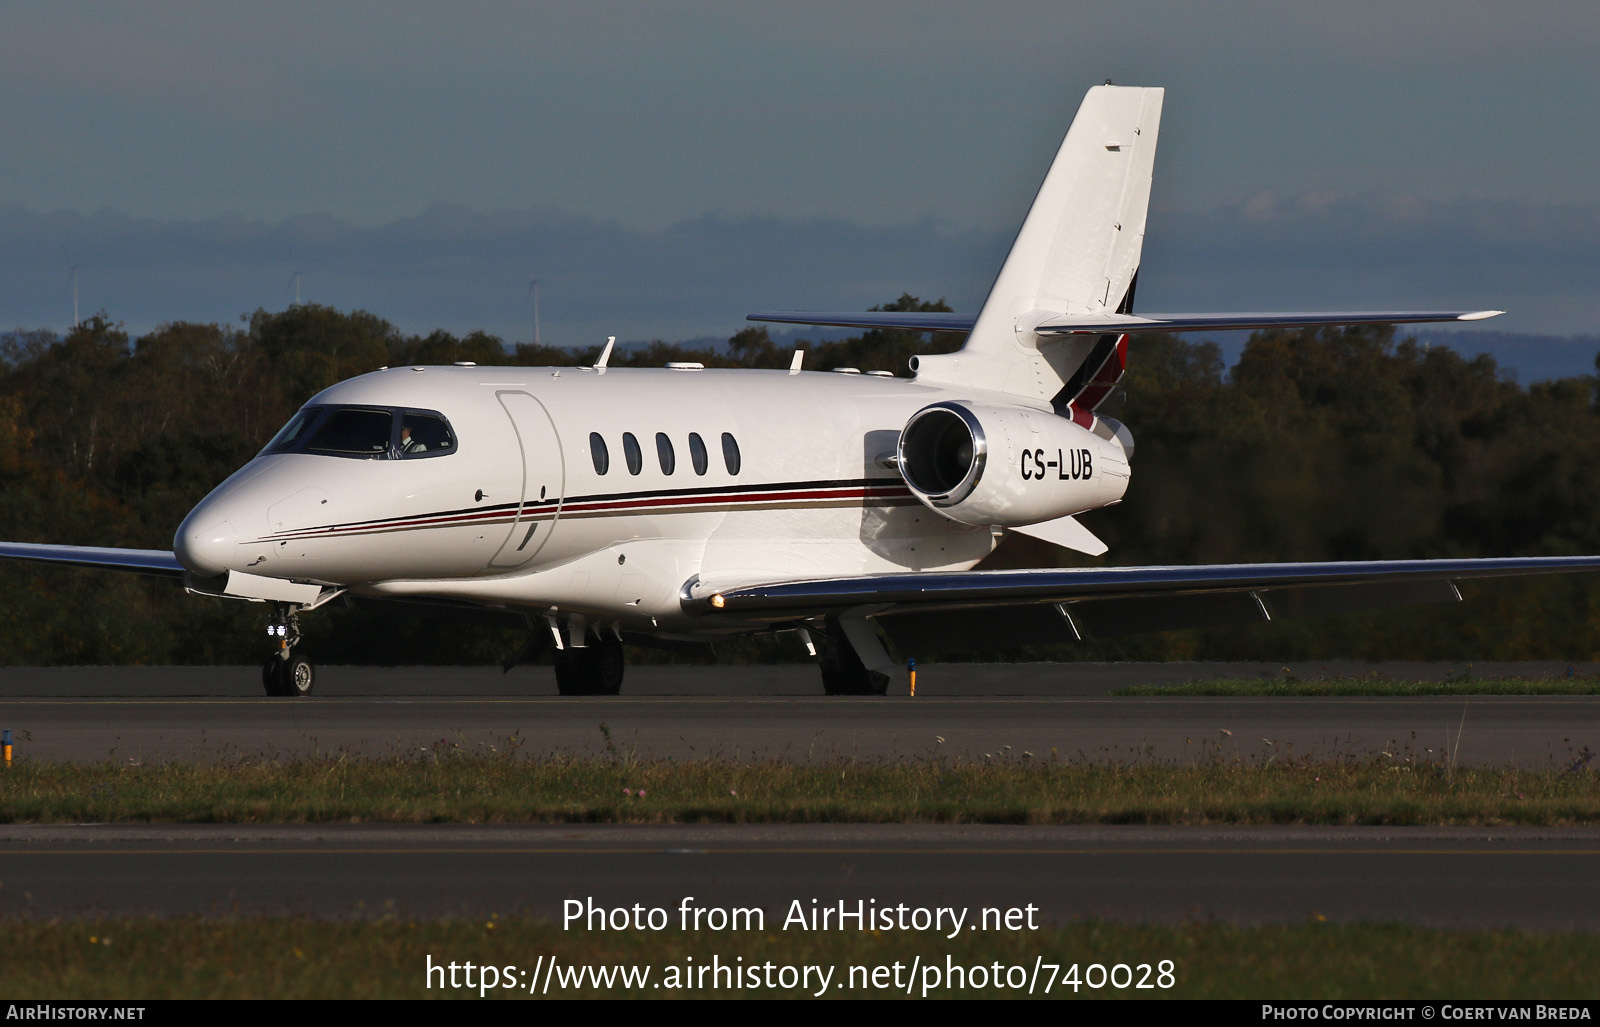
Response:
[399, 412, 455, 458]
[262, 407, 321, 455]
[305, 409, 394, 457]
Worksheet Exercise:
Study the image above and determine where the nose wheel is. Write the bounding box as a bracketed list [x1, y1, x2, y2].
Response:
[262, 603, 314, 697]
[263, 652, 315, 697]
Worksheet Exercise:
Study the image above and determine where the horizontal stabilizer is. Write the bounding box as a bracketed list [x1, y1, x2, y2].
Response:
[1033, 310, 1504, 335]
[1010, 515, 1108, 556]
[747, 311, 976, 334]
[745, 309, 1501, 339]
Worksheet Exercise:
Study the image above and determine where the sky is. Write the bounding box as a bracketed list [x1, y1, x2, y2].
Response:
[2, 1, 1598, 353]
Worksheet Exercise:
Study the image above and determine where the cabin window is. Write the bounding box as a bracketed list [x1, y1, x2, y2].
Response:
[589, 432, 610, 474]
[721, 432, 741, 475]
[399, 413, 454, 457]
[623, 432, 643, 475]
[656, 432, 676, 475]
[305, 408, 394, 457]
[688, 432, 708, 475]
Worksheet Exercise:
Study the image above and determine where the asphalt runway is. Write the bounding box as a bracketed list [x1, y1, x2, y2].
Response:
[4, 665, 1599, 932]
[2, 824, 1598, 930]
[2, 662, 1599, 765]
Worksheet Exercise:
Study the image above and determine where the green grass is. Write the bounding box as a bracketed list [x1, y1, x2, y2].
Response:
[6, 917, 1600, 998]
[2, 750, 1598, 825]
[1112, 675, 1600, 697]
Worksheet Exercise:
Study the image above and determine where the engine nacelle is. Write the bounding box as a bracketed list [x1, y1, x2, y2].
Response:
[896, 401, 1131, 527]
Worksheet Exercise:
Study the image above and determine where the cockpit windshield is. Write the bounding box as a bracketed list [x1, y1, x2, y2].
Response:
[307, 409, 394, 455]
[262, 406, 458, 460]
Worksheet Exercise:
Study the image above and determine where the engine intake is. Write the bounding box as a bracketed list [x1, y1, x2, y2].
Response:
[897, 401, 1130, 526]
[898, 403, 986, 505]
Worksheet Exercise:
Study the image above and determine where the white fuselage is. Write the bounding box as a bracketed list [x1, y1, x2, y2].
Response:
[174, 365, 1130, 634]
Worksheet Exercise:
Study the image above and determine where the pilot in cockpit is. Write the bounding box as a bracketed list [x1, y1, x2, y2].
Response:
[399, 425, 428, 454]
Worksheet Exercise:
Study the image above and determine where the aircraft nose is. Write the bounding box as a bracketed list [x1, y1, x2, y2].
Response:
[174, 518, 239, 578]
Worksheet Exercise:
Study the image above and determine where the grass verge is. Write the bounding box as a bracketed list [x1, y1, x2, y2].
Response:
[5, 917, 1599, 998]
[2, 750, 1597, 825]
[1112, 676, 1600, 697]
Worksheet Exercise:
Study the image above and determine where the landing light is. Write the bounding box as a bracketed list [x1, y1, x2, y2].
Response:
[710, 594, 726, 609]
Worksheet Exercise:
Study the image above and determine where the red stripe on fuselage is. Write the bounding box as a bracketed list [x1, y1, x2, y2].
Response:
[259, 482, 915, 542]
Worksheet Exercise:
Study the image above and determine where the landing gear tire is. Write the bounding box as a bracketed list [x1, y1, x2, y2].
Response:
[818, 617, 889, 696]
[262, 655, 287, 696]
[262, 654, 315, 697]
[282, 654, 315, 697]
[553, 634, 625, 696]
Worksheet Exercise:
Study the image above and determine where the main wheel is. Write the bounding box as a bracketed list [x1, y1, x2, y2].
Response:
[590, 635, 625, 695]
[817, 617, 889, 696]
[553, 649, 591, 695]
[552, 637, 626, 696]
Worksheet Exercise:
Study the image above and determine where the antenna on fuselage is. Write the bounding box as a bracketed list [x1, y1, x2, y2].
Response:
[788, 348, 805, 375]
[594, 336, 616, 371]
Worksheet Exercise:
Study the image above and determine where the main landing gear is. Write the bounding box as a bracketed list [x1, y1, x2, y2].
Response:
[817, 615, 890, 696]
[262, 603, 315, 697]
[554, 632, 625, 696]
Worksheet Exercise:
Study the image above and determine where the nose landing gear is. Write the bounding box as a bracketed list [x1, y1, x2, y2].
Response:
[262, 603, 315, 697]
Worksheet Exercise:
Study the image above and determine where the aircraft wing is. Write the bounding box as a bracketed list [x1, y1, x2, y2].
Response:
[746, 310, 1501, 336]
[695, 555, 1600, 657]
[0, 542, 185, 578]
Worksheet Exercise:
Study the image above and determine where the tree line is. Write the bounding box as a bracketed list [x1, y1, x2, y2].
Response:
[0, 298, 1597, 665]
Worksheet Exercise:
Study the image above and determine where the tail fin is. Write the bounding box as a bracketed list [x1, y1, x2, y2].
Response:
[914, 85, 1163, 406]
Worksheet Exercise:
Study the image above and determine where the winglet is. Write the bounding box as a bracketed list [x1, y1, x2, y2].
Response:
[594, 336, 616, 370]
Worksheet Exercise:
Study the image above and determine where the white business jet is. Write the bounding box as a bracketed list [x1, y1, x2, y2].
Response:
[4, 85, 1596, 697]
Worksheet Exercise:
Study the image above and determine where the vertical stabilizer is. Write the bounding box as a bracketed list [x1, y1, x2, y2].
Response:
[915, 85, 1163, 405]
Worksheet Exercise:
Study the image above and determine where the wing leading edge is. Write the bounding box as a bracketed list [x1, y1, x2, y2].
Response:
[0, 542, 184, 577]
